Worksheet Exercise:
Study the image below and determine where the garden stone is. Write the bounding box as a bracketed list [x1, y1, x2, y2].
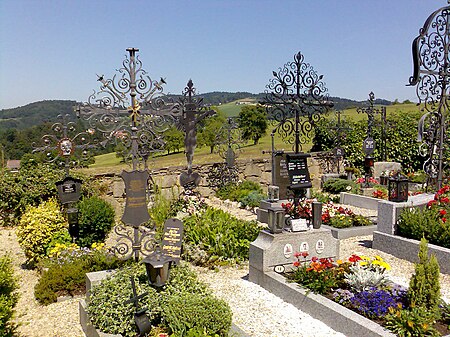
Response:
[373, 162, 401, 179]
[244, 164, 262, 177]
[112, 180, 125, 198]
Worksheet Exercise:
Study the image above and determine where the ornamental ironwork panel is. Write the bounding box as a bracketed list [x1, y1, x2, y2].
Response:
[260, 51, 333, 154]
[410, 4, 450, 190]
[32, 113, 93, 175]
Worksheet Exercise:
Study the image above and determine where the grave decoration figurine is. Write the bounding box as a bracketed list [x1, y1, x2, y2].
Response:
[260, 51, 332, 206]
[411, 3, 450, 190]
[32, 113, 93, 241]
[77, 48, 181, 262]
[173, 80, 215, 190]
[357, 92, 385, 188]
[207, 117, 241, 189]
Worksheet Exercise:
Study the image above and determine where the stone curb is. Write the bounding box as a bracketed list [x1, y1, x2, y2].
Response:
[373, 231, 450, 274]
[321, 224, 377, 239]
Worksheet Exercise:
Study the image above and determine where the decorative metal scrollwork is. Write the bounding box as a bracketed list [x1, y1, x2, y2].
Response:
[77, 48, 178, 170]
[112, 223, 156, 260]
[32, 114, 93, 175]
[260, 51, 333, 153]
[410, 4, 450, 189]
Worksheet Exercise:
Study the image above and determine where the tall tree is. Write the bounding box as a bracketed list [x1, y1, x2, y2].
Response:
[238, 105, 268, 145]
[198, 110, 226, 153]
[163, 126, 184, 154]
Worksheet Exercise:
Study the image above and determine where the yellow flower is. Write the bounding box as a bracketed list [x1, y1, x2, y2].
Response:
[407, 321, 414, 328]
[336, 259, 343, 265]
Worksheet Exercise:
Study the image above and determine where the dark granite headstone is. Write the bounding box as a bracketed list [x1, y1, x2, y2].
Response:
[121, 170, 150, 227]
[161, 218, 184, 264]
[273, 153, 291, 199]
[286, 153, 312, 189]
[363, 137, 375, 155]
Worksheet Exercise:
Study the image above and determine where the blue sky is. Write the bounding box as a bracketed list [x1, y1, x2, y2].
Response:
[0, 0, 444, 110]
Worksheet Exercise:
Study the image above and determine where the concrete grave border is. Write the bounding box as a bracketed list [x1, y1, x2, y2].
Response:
[250, 270, 450, 337]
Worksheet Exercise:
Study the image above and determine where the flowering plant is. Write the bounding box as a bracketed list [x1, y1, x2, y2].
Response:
[427, 184, 450, 223]
[281, 200, 312, 219]
[355, 177, 379, 185]
[372, 187, 388, 199]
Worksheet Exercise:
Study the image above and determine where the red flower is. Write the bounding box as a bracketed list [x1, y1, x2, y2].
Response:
[311, 256, 318, 262]
[427, 200, 437, 208]
[349, 254, 361, 263]
[301, 251, 309, 258]
[293, 261, 300, 267]
[440, 209, 447, 216]
[294, 251, 301, 258]
[443, 218, 447, 223]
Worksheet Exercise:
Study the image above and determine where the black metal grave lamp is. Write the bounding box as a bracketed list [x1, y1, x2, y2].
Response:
[142, 246, 174, 287]
[388, 172, 409, 202]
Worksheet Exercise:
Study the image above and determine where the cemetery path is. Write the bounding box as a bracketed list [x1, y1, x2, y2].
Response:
[0, 228, 85, 337]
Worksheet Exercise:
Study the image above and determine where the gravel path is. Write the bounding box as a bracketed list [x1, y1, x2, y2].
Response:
[1, 198, 449, 337]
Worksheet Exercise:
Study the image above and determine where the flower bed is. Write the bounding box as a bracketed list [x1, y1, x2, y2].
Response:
[280, 244, 450, 337]
[281, 200, 373, 229]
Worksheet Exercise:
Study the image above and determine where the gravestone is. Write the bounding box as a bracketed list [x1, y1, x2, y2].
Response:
[273, 153, 291, 199]
[56, 176, 82, 205]
[249, 228, 339, 284]
[373, 162, 402, 179]
[161, 218, 183, 264]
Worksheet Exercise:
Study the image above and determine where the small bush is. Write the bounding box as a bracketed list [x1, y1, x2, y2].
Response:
[16, 199, 67, 265]
[216, 180, 264, 207]
[0, 255, 18, 337]
[322, 178, 360, 194]
[329, 215, 353, 228]
[182, 207, 261, 265]
[34, 247, 123, 305]
[384, 304, 440, 337]
[76, 196, 115, 248]
[397, 207, 449, 249]
[163, 294, 232, 336]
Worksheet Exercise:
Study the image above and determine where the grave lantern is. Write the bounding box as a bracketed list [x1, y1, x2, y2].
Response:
[388, 173, 409, 202]
[267, 205, 285, 234]
[142, 247, 174, 287]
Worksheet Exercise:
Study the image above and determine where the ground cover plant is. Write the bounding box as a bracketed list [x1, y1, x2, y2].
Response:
[397, 185, 450, 248]
[87, 263, 232, 337]
[0, 255, 18, 337]
[34, 243, 125, 305]
[215, 180, 266, 209]
[286, 238, 449, 336]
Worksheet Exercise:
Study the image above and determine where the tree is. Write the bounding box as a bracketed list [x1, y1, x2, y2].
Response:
[238, 105, 268, 145]
[163, 126, 184, 154]
[198, 110, 226, 153]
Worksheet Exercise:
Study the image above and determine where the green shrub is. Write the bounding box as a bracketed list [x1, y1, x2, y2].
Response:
[329, 215, 353, 228]
[239, 190, 266, 208]
[216, 180, 264, 207]
[384, 304, 440, 337]
[163, 294, 232, 336]
[407, 238, 441, 318]
[148, 188, 176, 229]
[322, 178, 360, 195]
[397, 207, 449, 249]
[34, 248, 123, 305]
[87, 263, 231, 337]
[182, 207, 261, 265]
[76, 196, 115, 248]
[0, 255, 18, 337]
[16, 198, 67, 265]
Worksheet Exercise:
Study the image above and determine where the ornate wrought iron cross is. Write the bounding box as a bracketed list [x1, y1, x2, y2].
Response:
[77, 48, 178, 261]
[174, 79, 215, 189]
[260, 51, 333, 154]
[77, 48, 177, 170]
[410, 3, 450, 190]
[32, 113, 92, 176]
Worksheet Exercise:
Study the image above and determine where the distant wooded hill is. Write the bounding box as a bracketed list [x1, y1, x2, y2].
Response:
[0, 94, 391, 131]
